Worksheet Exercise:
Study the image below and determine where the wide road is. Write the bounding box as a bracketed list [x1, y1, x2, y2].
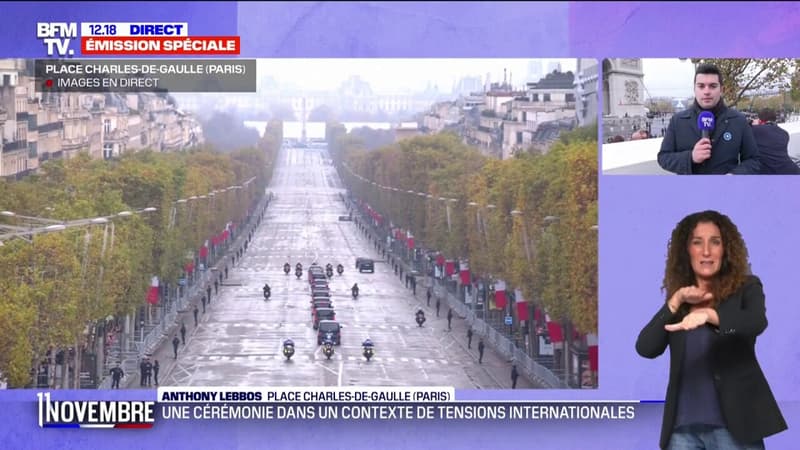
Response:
[161, 144, 507, 388]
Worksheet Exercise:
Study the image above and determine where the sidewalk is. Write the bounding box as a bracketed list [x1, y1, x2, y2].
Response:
[403, 274, 534, 390]
[120, 202, 268, 390]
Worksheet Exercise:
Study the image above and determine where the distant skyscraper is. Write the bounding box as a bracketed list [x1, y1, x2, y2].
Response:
[527, 61, 543, 84]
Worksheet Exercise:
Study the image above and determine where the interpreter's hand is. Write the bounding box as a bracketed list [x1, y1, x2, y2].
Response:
[665, 309, 711, 332]
[667, 286, 713, 313]
[692, 138, 712, 164]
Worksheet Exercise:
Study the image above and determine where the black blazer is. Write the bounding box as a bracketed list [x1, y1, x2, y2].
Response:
[752, 124, 800, 175]
[636, 276, 787, 449]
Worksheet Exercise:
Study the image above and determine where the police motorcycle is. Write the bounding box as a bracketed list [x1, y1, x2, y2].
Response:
[351, 283, 359, 299]
[282, 339, 295, 361]
[325, 263, 334, 279]
[295, 263, 303, 279]
[263, 283, 271, 300]
[362, 339, 374, 362]
[283, 262, 291, 275]
[336, 264, 344, 275]
[415, 308, 426, 327]
[322, 336, 335, 360]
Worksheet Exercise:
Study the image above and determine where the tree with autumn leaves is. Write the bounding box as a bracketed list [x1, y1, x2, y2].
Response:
[336, 125, 597, 336]
[0, 126, 279, 387]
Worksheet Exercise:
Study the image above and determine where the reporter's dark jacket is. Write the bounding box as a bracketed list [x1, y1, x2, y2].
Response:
[658, 103, 760, 174]
[752, 123, 800, 175]
[636, 276, 787, 449]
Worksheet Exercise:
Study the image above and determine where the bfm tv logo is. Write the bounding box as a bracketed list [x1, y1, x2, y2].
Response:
[37, 392, 155, 429]
[701, 116, 714, 128]
[37, 23, 77, 56]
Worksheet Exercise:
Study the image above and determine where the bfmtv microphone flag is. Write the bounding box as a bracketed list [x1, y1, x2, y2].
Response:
[697, 111, 715, 139]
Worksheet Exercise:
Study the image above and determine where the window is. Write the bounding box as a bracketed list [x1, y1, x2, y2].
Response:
[103, 144, 113, 160]
[516, 132, 523, 144]
[2, 74, 10, 86]
[103, 119, 111, 134]
[566, 93, 575, 102]
[28, 141, 37, 158]
[543, 94, 551, 102]
[531, 93, 539, 102]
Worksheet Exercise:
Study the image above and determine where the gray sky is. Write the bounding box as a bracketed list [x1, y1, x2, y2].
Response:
[641, 58, 696, 99]
[256, 58, 577, 93]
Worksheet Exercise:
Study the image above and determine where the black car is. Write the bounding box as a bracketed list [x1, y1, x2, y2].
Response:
[357, 258, 374, 273]
[317, 320, 342, 345]
[313, 308, 336, 330]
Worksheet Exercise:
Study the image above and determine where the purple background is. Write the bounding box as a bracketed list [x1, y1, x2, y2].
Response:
[1, 1, 799, 449]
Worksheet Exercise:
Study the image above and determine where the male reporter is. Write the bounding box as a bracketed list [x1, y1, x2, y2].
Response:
[657, 63, 760, 174]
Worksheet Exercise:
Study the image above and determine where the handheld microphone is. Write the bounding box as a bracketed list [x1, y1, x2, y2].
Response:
[698, 111, 715, 140]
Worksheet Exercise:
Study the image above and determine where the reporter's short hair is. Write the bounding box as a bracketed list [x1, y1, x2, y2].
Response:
[694, 63, 723, 85]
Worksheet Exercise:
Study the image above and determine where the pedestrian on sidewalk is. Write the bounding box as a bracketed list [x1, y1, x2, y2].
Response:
[447, 309, 453, 331]
[426, 287, 432, 306]
[214, 280, 219, 295]
[110, 365, 124, 389]
[172, 336, 180, 359]
[467, 328, 473, 348]
[206, 286, 212, 303]
[201, 295, 207, 313]
[180, 322, 186, 345]
[143, 358, 152, 387]
[153, 360, 160, 386]
[436, 297, 441, 318]
[511, 364, 519, 389]
[225, 266, 228, 279]
[478, 339, 485, 364]
[139, 359, 147, 387]
[193, 305, 199, 326]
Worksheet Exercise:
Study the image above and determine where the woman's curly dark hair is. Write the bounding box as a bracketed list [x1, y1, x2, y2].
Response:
[662, 210, 750, 307]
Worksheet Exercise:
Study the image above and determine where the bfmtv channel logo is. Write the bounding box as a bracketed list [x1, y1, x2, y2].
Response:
[37, 22, 78, 56]
[37, 392, 155, 429]
[701, 116, 714, 128]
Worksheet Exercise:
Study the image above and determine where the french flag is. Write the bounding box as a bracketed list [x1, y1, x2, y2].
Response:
[146, 276, 159, 305]
[459, 260, 470, 285]
[494, 280, 507, 309]
[546, 313, 563, 343]
[514, 288, 529, 322]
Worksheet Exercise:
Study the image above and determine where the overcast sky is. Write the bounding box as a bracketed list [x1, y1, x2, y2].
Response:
[640, 58, 697, 99]
[256, 58, 577, 93]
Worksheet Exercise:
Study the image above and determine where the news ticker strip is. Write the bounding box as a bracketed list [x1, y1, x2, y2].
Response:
[37, 388, 659, 428]
[34, 59, 256, 93]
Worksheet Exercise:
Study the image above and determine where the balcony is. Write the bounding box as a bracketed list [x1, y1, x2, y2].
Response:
[2, 139, 27, 153]
[103, 128, 129, 142]
[62, 136, 90, 151]
[37, 121, 63, 134]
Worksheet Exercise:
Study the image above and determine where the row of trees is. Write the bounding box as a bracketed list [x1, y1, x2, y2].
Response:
[329, 124, 598, 335]
[0, 123, 282, 387]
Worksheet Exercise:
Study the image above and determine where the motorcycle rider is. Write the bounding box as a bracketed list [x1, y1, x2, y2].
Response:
[296, 262, 303, 271]
[362, 338, 374, 360]
[351, 283, 359, 298]
[322, 337, 335, 359]
[283, 262, 291, 273]
[282, 338, 295, 360]
[415, 308, 426, 326]
[336, 263, 344, 274]
[263, 283, 271, 299]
